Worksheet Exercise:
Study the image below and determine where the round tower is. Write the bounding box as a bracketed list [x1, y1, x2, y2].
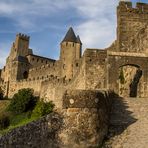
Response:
[60, 27, 82, 79]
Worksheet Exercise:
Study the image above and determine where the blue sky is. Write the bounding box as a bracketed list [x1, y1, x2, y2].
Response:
[0, 0, 147, 68]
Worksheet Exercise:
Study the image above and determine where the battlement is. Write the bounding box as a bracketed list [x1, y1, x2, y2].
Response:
[16, 33, 30, 41]
[118, 1, 148, 13]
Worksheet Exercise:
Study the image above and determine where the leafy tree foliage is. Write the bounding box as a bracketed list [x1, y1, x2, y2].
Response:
[119, 68, 125, 84]
[7, 88, 38, 114]
[32, 101, 54, 118]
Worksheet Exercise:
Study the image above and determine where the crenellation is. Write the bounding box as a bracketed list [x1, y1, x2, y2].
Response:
[16, 33, 30, 41]
[0, 0, 147, 106]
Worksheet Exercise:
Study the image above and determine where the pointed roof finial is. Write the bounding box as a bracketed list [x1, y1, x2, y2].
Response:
[62, 27, 77, 43]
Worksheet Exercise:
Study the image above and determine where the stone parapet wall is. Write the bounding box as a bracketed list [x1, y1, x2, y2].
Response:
[60, 89, 114, 147]
[0, 89, 115, 148]
[84, 49, 107, 89]
[28, 60, 61, 79]
[0, 113, 63, 148]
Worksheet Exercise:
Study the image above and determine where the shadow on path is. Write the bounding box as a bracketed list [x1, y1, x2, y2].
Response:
[102, 97, 137, 147]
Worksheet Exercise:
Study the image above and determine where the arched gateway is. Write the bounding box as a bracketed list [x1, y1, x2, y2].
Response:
[107, 54, 147, 98]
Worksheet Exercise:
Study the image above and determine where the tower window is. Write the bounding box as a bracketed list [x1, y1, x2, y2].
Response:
[76, 63, 79, 67]
[66, 42, 68, 46]
[23, 71, 28, 79]
[73, 43, 75, 47]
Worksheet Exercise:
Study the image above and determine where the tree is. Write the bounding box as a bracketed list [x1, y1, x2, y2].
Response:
[32, 101, 54, 118]
[7, 88, 38, 114]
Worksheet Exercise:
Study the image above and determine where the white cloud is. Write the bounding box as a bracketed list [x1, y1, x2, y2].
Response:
[0, 46, 10, 68]
[76, 18, 116, 50]
[73, 0, 118, 50]
[0, 0, 119, 67]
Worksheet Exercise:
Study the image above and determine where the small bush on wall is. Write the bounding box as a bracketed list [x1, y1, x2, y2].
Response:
[32, 101, 54, 118]
[119, 68, 125, 84]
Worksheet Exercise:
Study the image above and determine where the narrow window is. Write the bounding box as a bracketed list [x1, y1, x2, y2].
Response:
[23, 71, 28, 79]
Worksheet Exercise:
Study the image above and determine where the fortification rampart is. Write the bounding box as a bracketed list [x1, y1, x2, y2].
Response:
[16, 33, 30, 41]
[58, 89, 114, 147]
[0, 89, 115, 147]
[117, 2, 148, 51]
[27, 54, 56, 68]
[28, 61, 61, 79]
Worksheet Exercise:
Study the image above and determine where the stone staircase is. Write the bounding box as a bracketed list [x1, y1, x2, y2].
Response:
[103, 97, 148, 148]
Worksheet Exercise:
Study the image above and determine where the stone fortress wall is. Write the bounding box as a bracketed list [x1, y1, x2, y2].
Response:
[1, 1, 148, 98]
[0, 1, 148, 101]
[0, 90, 114, 147]
[117, 1, 148, 53]
[0, 1, 148, 147]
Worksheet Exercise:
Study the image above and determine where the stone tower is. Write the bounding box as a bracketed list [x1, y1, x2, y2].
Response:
[2, 34, 32, 82]
[117, 1, 148, 52]
[60, 27, 82, 79]
[9, 33, 32, 61]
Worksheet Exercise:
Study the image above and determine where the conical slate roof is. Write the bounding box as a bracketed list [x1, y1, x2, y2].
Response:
[76, 35, 82, 44]
[62, 27, 77, 43]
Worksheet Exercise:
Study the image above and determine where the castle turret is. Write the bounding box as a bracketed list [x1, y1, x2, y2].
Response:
[2, 33, 32, 82]
[9, 33, 32, 60]
[117, 1, 148, 52]
[60, 27, 82, 79]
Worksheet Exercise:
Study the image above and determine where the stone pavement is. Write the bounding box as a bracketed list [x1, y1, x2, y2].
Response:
[103, 97, 148, 148]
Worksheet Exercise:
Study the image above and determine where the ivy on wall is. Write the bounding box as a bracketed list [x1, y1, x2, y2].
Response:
[119, 67, 125, 84]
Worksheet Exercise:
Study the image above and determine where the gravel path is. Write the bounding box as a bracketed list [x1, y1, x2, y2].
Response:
[103, 97, 148, 148]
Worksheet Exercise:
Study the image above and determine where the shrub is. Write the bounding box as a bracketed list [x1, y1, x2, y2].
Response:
[9, 111, 32, 126]
[119, 68, 125, 84]
[0, 87, 4, 100]
[0, 112, 10, 130]
[32, 101, 54, 118]
[7, 88, 38, 114]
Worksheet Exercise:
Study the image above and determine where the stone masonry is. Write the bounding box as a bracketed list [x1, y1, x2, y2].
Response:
[0, 1, 148, 147]
[0, 1, 147, 101]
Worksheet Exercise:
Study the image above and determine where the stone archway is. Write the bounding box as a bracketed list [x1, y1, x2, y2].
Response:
[118, 65, 142, 97]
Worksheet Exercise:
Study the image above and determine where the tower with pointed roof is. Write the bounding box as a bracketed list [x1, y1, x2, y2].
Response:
[60, 27, 82, 79]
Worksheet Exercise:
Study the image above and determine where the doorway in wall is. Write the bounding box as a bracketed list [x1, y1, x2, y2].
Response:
[119, 65, 142, 97]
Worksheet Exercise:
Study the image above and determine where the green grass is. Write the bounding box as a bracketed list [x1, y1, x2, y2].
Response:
[0, 112, 39, 135]
[0, 101, 38, 135]
[0, 96, 54, 135]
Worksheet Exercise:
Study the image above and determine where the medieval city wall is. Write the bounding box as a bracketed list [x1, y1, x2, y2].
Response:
[84, 49, 107, 89]
[26, 54, 56, 68]
[108, 53, 148, 97]
[0, 90, 114, 148]
[28, 60, 62, 80]
[117, 2, 148, 51]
